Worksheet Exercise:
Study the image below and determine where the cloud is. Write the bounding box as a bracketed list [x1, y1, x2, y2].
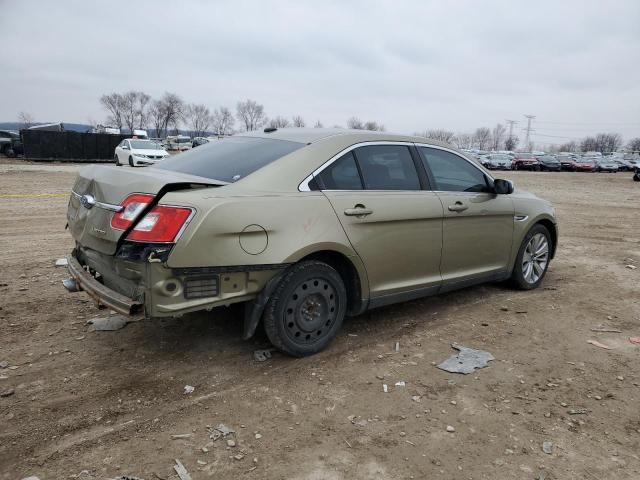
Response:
[1, 0, 639, 141]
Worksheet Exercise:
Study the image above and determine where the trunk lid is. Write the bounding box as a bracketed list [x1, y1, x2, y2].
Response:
[67, 165, 222, 255]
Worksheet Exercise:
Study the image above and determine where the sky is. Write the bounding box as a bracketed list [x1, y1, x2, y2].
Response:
[1, 0, 639, 145]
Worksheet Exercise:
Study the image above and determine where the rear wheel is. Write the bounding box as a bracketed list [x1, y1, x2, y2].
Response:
[263, 261, 347, 357]
[128, 155, 134, 167]
[510, 224, 552, 290]
[633, 173, 640, 182]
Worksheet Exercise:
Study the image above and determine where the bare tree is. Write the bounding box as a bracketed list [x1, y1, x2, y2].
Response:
[595, 133, 622, 153]
[211, 107, 235, 135]
[292, 115, 306, 127]
[473, 127, 492, 150]
[314, 120, 324, 128]
[18, 112, 35, 129]
[267, 116, 291, 128]
[364, 121, 385, 131]
[346, 117, 364, 129]
[627, 137, 640, 152]
[100, 93, 125, 129]
[504, 135, 519, 151]
[121, 91, 139, 133]
[148, 101, 164, 138]
[416, 129, 455, 144]
[454, 133, 473, 149]
[491, 123, 506, 150]
[136, 92, 151, 129]
[580, 136, 598, 152]
[236, 99, 266, 131]
[159, 92, 184, 137]
[186, 104, 211, 137]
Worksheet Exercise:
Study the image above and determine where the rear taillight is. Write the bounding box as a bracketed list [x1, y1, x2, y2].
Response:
[111, 194, 155, 230]
[126, 205, 193, 243]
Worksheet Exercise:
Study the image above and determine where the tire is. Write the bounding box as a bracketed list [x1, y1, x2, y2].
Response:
[114, 154, 121, 166]
[510, 224, 552, 290]
[263, 260, 347, 357]
[633, 173, 640, 182]
[128, 155, 134, 167]
[3, 145, 16, 157]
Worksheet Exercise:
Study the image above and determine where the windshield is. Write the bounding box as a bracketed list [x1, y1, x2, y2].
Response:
[490, 155, 510, 161]
[176, 137, 191, 143]
[541, 156, 557, 161]
[130, 140, 162, 149]
[154, 136, 305, 182]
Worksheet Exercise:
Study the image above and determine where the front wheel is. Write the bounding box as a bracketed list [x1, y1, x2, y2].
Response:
[128, 155, 134, 167]
[510, 224, 552, 290]
[263, 261, 347, 357]
[114, 154, 121, 166]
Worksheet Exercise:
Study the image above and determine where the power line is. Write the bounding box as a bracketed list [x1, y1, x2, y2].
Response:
[536, 120, 640, 126]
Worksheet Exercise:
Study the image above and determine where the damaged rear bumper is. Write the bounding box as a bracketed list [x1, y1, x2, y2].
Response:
[66, 254, 143, 315]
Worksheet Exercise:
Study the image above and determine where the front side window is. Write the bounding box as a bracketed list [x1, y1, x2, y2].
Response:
[354, 145, 420, 190]
[419, 147, 490, 193]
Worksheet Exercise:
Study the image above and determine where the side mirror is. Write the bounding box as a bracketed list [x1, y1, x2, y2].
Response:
[122, 145, 129, 150]
[493, 178, 514, 195]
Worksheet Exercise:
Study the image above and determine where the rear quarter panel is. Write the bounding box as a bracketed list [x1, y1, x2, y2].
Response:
[161, 189, 369, 293]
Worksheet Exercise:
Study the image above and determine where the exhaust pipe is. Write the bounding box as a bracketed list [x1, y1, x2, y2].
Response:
[63, 278, 81, 292]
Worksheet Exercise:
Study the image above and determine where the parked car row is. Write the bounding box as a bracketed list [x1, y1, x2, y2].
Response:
[464, 150, 640, 174]
[0, 130, 24, 157]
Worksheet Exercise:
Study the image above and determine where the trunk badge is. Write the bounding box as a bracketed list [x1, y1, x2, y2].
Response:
[80, 194, 96, 209]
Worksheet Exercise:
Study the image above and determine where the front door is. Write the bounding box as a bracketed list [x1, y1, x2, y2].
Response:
[417, 146, 514, 283]
[315, 144, 444, 299]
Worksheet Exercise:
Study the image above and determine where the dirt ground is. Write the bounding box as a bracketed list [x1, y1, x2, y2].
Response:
[1, 159, 639, 480]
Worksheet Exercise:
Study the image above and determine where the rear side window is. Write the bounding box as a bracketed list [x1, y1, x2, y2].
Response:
[354, 145, 420, 190]
[316, 152, 363, 190]
[154, 136, 304, 182]
[419, 147, 490, 193]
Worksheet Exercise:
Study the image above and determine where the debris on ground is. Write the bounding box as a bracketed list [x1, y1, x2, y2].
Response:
[542, 441, 553, 454]
[208, 423, 235, 441]
[382, 384, 388, 393]
[171, 434, 192, 440]
[87, 315, 137, 332]
[568, 408, 588, 415]
[21, 477, 41, 480]
[226, 439, 236, 447]
[395, 342, 400, 352]
[629, 336, 640, 345]
[55, 258, 68, 267]
[625, 264, 637, 270]
[395, 381, 406, 387]
[1, 388, 15, 398]
[587, 339, 612, 350]
[183, 385, 195, 395]
[112, 476, 145, 480]
[437, 344, 494, 374]
[0, 361, 8, 369]
[446, 425, 455, 432]
[173, 459, 192, 480]
[590, 326, 622, 333]
[253, 349, 273, 362]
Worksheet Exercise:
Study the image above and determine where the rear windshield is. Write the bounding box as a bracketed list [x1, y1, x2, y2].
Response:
[154, 136, 304, 182]
[130, 140, 162, 149]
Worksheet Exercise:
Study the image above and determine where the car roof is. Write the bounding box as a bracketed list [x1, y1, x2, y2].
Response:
[235, 127, 454, 149]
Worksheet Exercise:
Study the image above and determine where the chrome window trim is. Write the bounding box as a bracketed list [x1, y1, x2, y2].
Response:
[298, 140, 495, 193]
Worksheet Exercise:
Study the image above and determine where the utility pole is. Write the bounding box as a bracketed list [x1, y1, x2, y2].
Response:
[523, 115, 535, 151]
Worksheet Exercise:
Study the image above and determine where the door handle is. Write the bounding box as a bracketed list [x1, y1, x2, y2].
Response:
[448, 201, 468, 213]
[344, 206, 373, 217]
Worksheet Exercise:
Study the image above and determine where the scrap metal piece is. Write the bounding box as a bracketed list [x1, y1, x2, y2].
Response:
[173, 459, 192, 480]
[208, 423, 235, 441]
[437, 343, 494, 374]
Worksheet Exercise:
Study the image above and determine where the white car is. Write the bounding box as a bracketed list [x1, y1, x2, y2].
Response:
[165, 135, 192, 152]
[114, 139, 170, 167]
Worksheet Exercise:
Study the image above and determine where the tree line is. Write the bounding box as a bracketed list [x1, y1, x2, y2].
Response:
[415, 125, 640, 154]
[99, 91, 385, 138]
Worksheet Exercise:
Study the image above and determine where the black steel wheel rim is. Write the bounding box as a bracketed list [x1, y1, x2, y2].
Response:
[283, 276, 338, 345]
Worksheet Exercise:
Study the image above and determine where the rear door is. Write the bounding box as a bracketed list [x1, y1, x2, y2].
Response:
[316, 143, 443, 298]
[417, 146, 514, 284]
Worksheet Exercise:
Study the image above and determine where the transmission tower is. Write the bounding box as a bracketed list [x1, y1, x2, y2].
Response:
[505, 119, 518, 148]
[523, 115, 535, 150]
